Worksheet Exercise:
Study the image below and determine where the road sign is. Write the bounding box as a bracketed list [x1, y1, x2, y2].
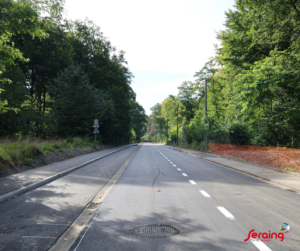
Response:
[93, 119, 99, 142]
[93, 119, 99, 128]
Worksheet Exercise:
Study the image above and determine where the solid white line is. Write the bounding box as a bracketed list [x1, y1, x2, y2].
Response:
[177, 168, 181, 171]
[182, 173, 188, 176]
[173, 165, 177, 167]
[189, 180, 196, 185]
[200, 190, 210, 198]
[251, 239, 272, 251]
[217, 206, 234, 219]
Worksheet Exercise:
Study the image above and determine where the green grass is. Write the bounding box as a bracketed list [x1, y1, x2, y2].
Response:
[178, 141, 209, 152]
[0, 137, 95, 169]
[283, 167, 297, 172]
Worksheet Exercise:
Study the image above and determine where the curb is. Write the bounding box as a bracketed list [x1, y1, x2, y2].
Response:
[166, 146, 300, 194]
[0, 145, 133, 203]
[49, 146, 141, 251]
[189, 153, 300, 194]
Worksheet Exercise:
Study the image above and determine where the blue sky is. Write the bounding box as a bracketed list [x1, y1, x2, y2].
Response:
[64, 0, 236, 114]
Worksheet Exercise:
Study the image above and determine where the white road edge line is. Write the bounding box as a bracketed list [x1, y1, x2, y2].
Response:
[200, 190, 210, 198]
[251, 239, 272, 251]
[189, 180, 196, 185]
[182, 173, 188, 177]
[217, 206, 234, 220]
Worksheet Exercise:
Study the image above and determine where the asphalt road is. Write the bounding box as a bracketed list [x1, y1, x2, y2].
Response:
[1, 144, 299, 251]
[0, 146, 138, 251]
[70, 144, 300, 251]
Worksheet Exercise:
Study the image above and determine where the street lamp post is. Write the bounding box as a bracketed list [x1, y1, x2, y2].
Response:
[195, 72, 208, 145]
[177, 104, 179, 146]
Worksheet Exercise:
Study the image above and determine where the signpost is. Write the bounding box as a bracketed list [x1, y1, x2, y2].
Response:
[93, 119, 99, 142]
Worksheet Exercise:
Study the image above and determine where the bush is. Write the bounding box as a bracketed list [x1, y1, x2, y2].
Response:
[228, 124, 251, 145]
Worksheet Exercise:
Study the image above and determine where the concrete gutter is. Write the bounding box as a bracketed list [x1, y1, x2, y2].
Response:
[49, 146, 141, 251]
[0, 145, 133, 203]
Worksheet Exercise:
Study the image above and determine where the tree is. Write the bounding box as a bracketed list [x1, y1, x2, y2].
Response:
[49, 64, 113, 137]
[0, 0, 47, 113]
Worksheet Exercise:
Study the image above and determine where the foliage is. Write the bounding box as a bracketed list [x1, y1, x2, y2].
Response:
[0, 136, 93, 169]
[146, 0, 300, 149]
[49, 64, 113, 137]
[0, 1, 146, 144]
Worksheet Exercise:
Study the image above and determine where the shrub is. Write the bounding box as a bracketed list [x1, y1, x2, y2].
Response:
[228, 123, 251, 145]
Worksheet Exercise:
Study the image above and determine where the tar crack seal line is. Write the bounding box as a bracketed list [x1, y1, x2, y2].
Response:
[152, 164, 161, 204]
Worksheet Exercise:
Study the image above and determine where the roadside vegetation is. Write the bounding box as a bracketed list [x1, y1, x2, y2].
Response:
[0, 0, 147, 146]
[144, 0, 300, 151]
[0, 0, 147, 171]
[0, 137, 97, 169]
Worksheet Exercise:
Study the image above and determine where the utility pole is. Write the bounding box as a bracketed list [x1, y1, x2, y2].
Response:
[166, 119, 169, 143]
[177, 105, 179, 146]
[204, 78, 208, 145]
[161, 123, 163, 143]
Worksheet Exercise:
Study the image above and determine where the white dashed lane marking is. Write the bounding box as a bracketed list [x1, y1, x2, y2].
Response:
[217, 206, 234, 220]
[251, 240, 272, 251]
[200, 190, 210, 198]
[154, 147, 272, 251]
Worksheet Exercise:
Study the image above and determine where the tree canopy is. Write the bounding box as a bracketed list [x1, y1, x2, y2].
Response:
[146, 0, 300, 148]
[0, 0, 146, 144]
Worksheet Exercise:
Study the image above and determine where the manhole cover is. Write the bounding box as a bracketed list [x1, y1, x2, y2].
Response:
[126, 224, 179, 238]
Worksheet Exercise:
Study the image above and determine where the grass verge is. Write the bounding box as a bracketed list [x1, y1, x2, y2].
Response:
[177, 141, 209, 152]
[0, 137, 97, 169]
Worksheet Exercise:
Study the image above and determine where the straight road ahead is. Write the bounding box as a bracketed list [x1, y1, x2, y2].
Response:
[1, 144, 299, 251]
[70, 144, 300, 251]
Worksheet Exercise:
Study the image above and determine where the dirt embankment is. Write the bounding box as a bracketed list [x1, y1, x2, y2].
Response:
[0, 145, 113, 179]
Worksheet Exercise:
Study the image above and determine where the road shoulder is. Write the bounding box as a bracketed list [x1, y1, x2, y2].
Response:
[0, 145, 133, 202]
[166, 145, 300, 193]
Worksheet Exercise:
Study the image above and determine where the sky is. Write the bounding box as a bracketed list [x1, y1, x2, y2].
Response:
[64, 0, 236, 115]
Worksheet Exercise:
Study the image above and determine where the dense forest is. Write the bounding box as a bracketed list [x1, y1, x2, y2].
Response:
[0, 0, 147, 144]
[146, 0, 300, 149]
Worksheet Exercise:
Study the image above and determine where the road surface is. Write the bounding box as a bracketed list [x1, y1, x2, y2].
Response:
[0, 144, 299, 251]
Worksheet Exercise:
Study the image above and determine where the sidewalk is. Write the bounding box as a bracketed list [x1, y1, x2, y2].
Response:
[0, 145, 131, 199]
[166, 146, 300, 193]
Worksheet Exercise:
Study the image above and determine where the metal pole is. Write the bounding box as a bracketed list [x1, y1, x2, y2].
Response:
[95, 132, 96, 143]
[167, 119, 169, 144]
[177, 105, 179, 146]
[204, 78, 207, 145]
